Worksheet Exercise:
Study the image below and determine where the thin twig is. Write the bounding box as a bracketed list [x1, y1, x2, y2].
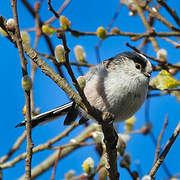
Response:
[49, 142, 95, 150]
[0, 131, 26, 164]
[37, 51, 93, 67]
[161, 37, 180, 48]
[67, 28, 180, 38]
[126, 167, 138, 180]
[157, 0, 180, 26]
[48, 0, 59, 19]
[20, 0, 36, 18]
[45, 0, 71, 24]
[50, 148, 62, 180]
[30, 2, 41, 113]
[149, 121, 180, 178]
[154, 115, 168, 163]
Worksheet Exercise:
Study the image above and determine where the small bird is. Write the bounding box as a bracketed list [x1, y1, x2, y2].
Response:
[16, 51, 152, 128]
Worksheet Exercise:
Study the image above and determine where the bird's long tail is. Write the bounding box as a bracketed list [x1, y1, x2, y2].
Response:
[15, 102, 77, 128]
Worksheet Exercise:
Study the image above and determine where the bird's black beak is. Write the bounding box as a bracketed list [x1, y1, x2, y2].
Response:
[143, 72, 151, 78]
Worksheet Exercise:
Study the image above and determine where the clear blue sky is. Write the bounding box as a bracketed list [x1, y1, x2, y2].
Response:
[0, 0, 180, 179]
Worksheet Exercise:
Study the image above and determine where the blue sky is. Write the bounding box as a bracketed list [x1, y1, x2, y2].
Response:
[0, 0, 180, 179]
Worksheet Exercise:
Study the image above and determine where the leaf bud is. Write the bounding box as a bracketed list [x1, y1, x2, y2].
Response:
[21, 75, 32, 91]
[55, 44, 65, 63]
[82, 157, 94, 175]
[111, 27, 120, 34]
[65, 170, 75, 180]
[97, 26, 107, 40]
[74, 45, 86, 62]
[142, 175, 152, 180]
[42, 24, 56, 35]
[157, 48, 167, 62]
[77, 76, 86, 90]
[6, 18, 15, 31]
[59, 15, 71, 30]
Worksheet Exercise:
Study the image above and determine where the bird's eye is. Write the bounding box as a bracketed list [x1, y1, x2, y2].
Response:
[135, 63, 142, 70]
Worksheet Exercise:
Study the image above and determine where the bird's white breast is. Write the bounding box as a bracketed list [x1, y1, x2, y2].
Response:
[84, 65, 149, 122]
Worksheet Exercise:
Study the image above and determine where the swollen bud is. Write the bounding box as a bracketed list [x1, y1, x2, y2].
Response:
[82, 157, 94, 175]
[157, 48, 167, 62]
[21, 75, 32, 91]
[74, 45, 86, 62]
[59, 16, 71, 30]
[6, 18, 15, 31]
[142, 175, 152, 180]
[111, 27, 120, 34]
[55, 45, 65, 63]
[77, 76, 86, 90]
[42, 24, 56, 35]
[20, 31, 31, 45]
[65, 170, 75, 180]
[97, 26, 107, 39]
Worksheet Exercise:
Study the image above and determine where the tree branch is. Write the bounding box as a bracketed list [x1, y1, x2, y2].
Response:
[11, 0, 33, 179]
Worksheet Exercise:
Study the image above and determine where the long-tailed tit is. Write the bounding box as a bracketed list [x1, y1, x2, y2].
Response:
[16, 51, 152, 127]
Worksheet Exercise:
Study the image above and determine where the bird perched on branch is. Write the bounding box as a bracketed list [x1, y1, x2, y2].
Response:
[16, 51, 152, 128]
